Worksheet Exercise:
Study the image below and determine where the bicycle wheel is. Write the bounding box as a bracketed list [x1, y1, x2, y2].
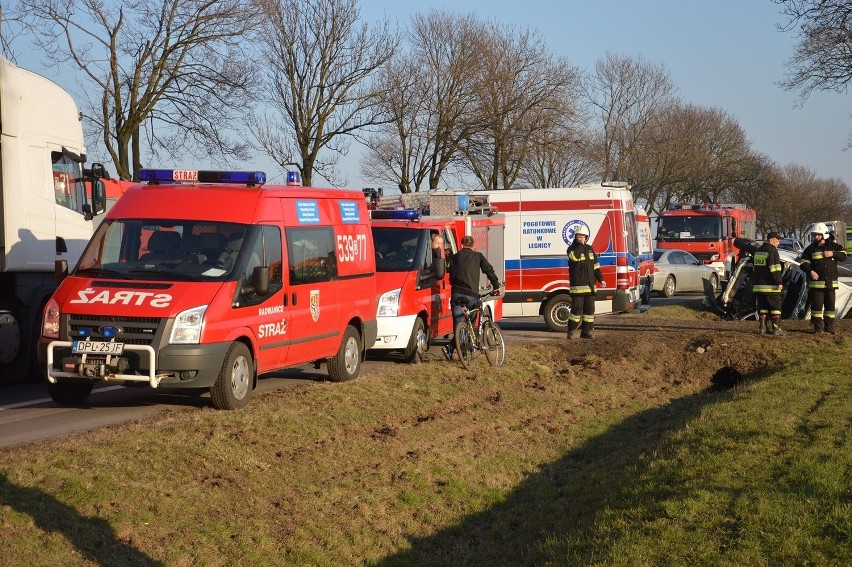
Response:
[482, 320, 506, 367]
[454, 319, 477, 370]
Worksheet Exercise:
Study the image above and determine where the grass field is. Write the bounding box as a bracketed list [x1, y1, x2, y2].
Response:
[0, 309, 849, 566]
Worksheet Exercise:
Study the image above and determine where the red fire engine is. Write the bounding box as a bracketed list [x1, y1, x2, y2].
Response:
[656, 202, 757, 280]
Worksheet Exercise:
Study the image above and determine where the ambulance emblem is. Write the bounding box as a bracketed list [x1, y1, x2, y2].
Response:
[310, 290, 320, 322]
[562, 220, 591, 245]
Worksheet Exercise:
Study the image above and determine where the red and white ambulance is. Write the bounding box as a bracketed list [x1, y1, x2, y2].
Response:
[39, 169, 377, 409]
[470, 182, 644, 331]
[368, 194, 504, 362]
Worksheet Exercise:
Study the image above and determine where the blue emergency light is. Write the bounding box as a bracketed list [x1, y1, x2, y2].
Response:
[286, 171, 302, 186]
[138, 169, 267, 186]
[370, 209, 421, 220]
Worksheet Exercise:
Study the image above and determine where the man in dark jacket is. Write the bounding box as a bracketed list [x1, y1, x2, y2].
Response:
[799, 223, 848, 334]
[566, 225, 605, 339]
[752, 232, 785, 336]
[443, 235, 500, 360]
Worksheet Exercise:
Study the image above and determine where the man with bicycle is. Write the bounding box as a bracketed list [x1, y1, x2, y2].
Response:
[443, 235, 501, 360]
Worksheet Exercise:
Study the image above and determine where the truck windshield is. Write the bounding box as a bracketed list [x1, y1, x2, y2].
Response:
[372, 227, 423, 272]
[75, 219, 249, 281]
[657, 216, 722, 241]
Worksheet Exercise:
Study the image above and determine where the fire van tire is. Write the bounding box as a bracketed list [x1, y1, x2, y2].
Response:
[211, 342, 253, 410]
[403, 317, 428, 364]
[543, 294, 572, 332]
[48, 382, 94, 406]
[328, 325, 362, 382]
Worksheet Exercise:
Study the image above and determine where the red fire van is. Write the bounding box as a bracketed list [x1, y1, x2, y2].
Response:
[39, 169, 377, 409]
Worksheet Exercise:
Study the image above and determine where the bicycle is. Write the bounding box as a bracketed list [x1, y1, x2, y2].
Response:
[452, 290, 506, 370]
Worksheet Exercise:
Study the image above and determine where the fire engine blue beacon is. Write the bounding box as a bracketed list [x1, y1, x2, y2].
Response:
[287, 171, 302, 186]
[457, 193, 469, 212]
[295, 200, 321, 224]
[338, 201, 360, 223]
[562, 220, 591, 245]
[137, 169, 266, 185]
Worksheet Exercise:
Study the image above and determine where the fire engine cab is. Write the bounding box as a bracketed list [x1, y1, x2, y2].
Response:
[656, 202, 757, 280]
[368, 193, 504, 362]
[39, 169, 378, 410]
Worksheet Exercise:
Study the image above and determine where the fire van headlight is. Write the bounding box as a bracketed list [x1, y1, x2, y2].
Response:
[169, 305, 208, 344]
[377, 289, 401, 317]
[41, 297, 61, 339]
[710, 254, 720, 261]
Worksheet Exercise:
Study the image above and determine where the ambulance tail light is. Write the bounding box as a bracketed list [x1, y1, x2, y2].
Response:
[169, 305, 208, 344]
[138, 169, 266, 186]
[41, 297, 61, 339]
[616, 256, 629, 289]
[377, 288, 401, 318]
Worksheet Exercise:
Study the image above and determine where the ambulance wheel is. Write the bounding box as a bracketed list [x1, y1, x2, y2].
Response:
[328, 325, 362, 382]
[403, 317, 428, 364]
[662, 275, 676, 298]
[543, 294, 572, 332]
[48, 382, 93, 406]
[211, 342, 253, 410]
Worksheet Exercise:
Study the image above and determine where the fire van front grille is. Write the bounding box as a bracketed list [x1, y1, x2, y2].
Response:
[68, 314, 164, 346]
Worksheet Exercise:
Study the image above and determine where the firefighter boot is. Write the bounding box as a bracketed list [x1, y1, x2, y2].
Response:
[770, 317, 785, 336]
[758, 315, 767, 335]
[566, 321, 579, 340]
[580, 322, 594, 339]
[812, 318, 824, 334]
[824, 319, 836, 335]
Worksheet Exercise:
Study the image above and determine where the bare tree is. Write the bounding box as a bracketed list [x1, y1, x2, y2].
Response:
[515, 118, 600, 189]
[362, 10, 482, 192]
[252, 0, 397, 187]
[15, 0, 260, 180]
[583, 53, 676, 183]
[461, 23, 580, 190]
[775, 0, 852, 146]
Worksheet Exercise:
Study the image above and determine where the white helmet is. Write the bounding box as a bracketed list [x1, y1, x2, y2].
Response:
[808, 222, 830, 238]
[575, 225, 590, 238]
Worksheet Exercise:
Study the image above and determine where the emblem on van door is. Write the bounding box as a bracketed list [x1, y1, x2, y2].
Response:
[310, 290, 320, 322]
[562, 220, 591, 245]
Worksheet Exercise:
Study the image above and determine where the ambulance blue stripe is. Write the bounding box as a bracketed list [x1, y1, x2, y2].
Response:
[505, 255, 635, 270]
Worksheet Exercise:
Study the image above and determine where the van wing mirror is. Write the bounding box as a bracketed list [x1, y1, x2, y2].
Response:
[251, 266, 270, 296]
[91, 180, 107, 215]
[432, 257, 446, 280]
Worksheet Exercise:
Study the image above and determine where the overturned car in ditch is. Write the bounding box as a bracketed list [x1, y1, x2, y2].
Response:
[703, 238, 852, 320]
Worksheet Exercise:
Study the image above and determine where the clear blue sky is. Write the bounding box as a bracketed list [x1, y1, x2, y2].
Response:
[356, 0, 851, 190]
[14, 0, 851, 190]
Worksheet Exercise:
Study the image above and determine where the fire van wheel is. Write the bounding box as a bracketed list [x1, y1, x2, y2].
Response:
[328, 325, 362, 382]
[47, 382, 94, 406]
[543, 294, 572, 332]
[662, 275, 677, 298]
[211, 342, 253, 410]
[403, 317, 428, 364]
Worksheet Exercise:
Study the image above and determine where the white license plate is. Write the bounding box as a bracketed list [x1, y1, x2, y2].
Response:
[72, 340, 125, 355]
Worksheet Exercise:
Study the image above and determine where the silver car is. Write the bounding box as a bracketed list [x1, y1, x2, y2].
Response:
[652, 249, 720, 297]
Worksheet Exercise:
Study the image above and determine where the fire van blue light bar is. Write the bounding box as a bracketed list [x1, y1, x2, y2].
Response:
[137, 169, 267, 186]
[370, 209, 421, 220]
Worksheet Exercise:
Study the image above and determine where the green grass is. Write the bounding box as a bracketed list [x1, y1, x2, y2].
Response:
[0, 330, 849, 566]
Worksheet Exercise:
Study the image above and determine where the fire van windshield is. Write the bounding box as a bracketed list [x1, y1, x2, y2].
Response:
[74, 219, 249, 281]
[372, 227, 425, 272]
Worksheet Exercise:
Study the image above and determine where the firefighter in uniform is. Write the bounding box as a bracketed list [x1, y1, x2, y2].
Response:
[752, 231, 785, 336]
[799, 222, 847, 334]
[566, 225, 605, 339]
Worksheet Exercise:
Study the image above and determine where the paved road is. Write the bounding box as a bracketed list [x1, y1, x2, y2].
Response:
[0, 292, 720, 450]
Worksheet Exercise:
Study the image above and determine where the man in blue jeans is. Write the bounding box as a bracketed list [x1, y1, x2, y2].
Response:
[443, 235, 501, 360]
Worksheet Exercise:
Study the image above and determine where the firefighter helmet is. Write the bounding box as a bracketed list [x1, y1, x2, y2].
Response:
[575, 225, 590, 238]
[808, 222, 830, 239]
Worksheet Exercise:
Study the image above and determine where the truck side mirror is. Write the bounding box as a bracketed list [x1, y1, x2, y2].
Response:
[55, 259, 68, 285]
[91, 180, 107, 215]
[90, 162, 107, 179]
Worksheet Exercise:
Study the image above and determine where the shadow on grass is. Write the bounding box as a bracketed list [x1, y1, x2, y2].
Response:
[0, 474, 162, 566]
[373, 366, 776, 566]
